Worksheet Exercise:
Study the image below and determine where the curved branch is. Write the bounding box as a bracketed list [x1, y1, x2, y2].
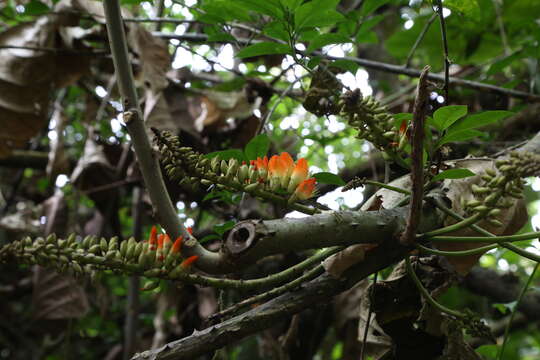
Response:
[102, 0, 221, 271]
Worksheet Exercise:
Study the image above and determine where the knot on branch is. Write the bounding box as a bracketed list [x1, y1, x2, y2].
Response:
[225, 221, 258, 256]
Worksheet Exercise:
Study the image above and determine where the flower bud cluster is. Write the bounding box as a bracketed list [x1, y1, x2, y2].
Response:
[0, 227, 198, 286]
[462, 152, 540, 226]
[341, 89, 403, 154]
[153, 130, 317, 205]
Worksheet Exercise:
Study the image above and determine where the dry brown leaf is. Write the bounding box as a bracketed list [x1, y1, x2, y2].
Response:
[71, 135, 117, 212]
[323, 244, 378, 278]
[0, 12, 89, 158]
[32, 266, 89, 320]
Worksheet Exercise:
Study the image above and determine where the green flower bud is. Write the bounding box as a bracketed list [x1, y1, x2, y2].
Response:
[211, 156, 220, 172]
[133, 241, 144, 259]
[100, 238, 108, 253]
[238, 164, 249, 183]
[120, 240, 128, 257]
[108, 237, 119, 252]
[487, 218, 503, 227]
[220, 160, 228, 174]
[125, 238, 137, 260]
[245, 182, 261, 192]
[46, 234, 57, 244]
[140, 280, 160, 291]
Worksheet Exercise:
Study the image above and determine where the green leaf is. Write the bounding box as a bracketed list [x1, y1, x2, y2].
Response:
[205, 149, 246, 162]
[437, 129, 483, 147]
[306, 33, 351, 53]
[235, 0, 284, 19]
[207, 33, 237, 42]
[448, 111, 514, 133]
[236, 42, 291, 58]
[281, 0, 302, 10]
[360, 0, 390, 16]
[331, 59, 359, 73]
[295, 0, 343, 29]
[355, 14, 385, 44]
[432, 168, 475, 182]
[244, 134, 270, 160]
[262, 21, 289, 42]
[213, 220, 236, 236]
[433, 105, 468, 131]
[24, 0, 50, 15]
[443, 0, 481, 19]
[487, 52, 524, 76]
[313, 172, 346, 186]
[475, 345, 498, 359]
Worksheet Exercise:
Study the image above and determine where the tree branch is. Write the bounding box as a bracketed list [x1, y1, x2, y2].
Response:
[152, 32, 540, 102]
[400, 65, 429, 245]
[130, 213, 440, 359]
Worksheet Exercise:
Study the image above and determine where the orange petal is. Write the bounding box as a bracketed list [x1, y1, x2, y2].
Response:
[187, 227, 193, 235]
[292, 158, 308, 181]
[149, 226, 158, 245]
[180, 255, 199, 269]
[172, 236, 183, 254]
[280, 152, 294, 174]
[399, 119, 407, 135]
[163, 234, 172, 244]
[295, 178, 316, 200]
[157, 234, 164, 250]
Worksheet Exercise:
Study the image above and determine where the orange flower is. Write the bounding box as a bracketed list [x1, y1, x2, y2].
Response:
[187, 227, 193, 235]
[294, 178, 316, 200]
[171, 236, 183, 254]
[280, 152, 294, 173]
[255, 156, 269, 171]
[180, 255, 199, 269]
[268, 155, 287, 177]
[399, 119, 408, 135]
[157, 234, 164, 250]
[148, 226, 158, 251]
[288, 158, 309, 192]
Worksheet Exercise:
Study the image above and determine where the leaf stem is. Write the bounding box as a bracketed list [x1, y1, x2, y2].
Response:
[497, 261, 539, 360]
[405, 255, 464, 319]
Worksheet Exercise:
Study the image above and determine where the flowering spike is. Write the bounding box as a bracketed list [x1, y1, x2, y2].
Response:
[180, 255, 199, 269]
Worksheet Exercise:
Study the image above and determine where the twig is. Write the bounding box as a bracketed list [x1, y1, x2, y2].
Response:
[492, 0, 510, 55]
[256, 75, 305, 134]
[153, 32, 540, 101]
[102, 0, 221, 271]
[435, 1, 450, 104]
[208, 263, 325, 322]
[400, 65, 430, 245]
[405, 13, 437, 68]
[0, 45, 107, 55]
[498, 261, 539, 360]
[360, 272, 378, 360]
